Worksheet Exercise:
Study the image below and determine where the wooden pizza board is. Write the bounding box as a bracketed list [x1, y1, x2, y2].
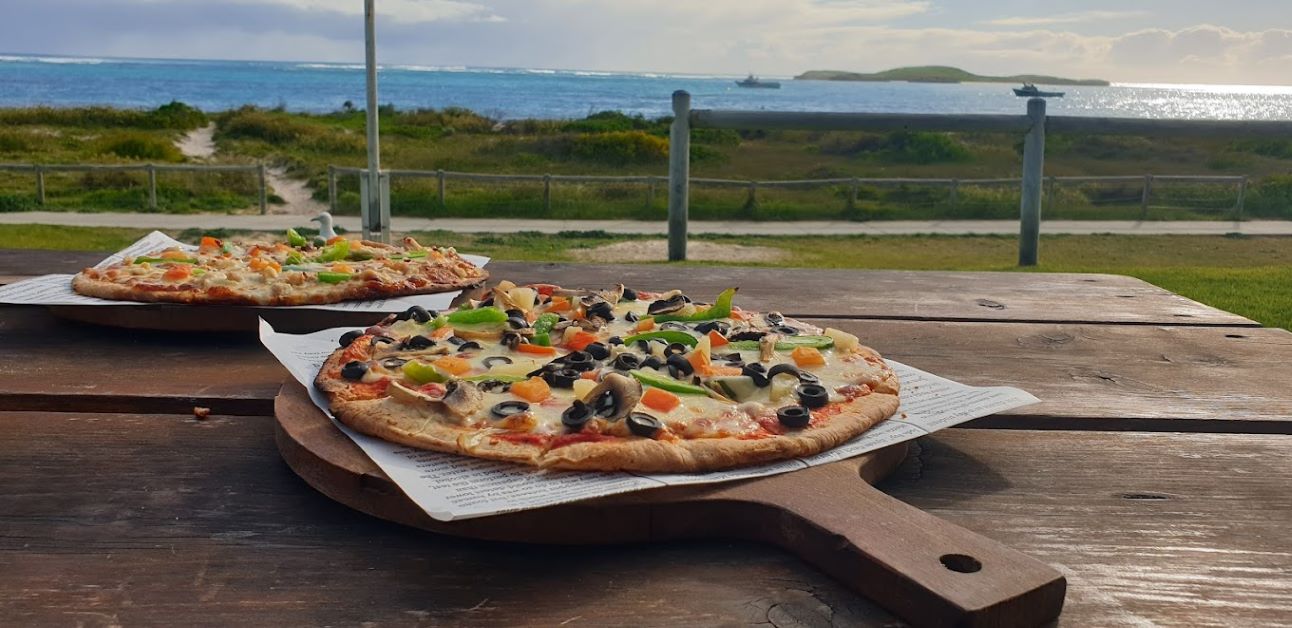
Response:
[274, 382, 1066, 627]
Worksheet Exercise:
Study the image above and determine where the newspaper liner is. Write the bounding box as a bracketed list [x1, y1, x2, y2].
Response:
[260, 320, 1040, 521]
[0, 230, 490, 312]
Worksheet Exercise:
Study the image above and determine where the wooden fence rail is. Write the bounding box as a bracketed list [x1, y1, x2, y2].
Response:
[324, 164, 1245, 224]
[676, 94, 1292, 264]
[0, 162, 268, 214]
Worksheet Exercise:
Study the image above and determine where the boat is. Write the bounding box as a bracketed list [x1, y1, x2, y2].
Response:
[1013, 83, 1064, 98]
[735, 74, 781, 89]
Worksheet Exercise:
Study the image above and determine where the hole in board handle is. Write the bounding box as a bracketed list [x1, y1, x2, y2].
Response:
[1225, 334, 1247, 339]
[940, 554, 982, 574]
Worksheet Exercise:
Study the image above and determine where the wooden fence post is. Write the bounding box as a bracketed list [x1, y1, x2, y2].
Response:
[1235, 176, 1248, 220]
[746, 181, 758, 210]
[328, 165, 337, 213]
[258, 163, 268, 215]
[543, 174, 552, 212]
[437, 169, 446, 208]
[146, 164, 158, 211]
[667, 90, 691, 261]
[646, 177, 657, 208]
[1018, 98, 1046, 266]
[949, 179, 959, 212]
[848, 177, 859, 211]
[1139, 175, 1152, 220]
[1046, 176, 1057, 213]
[34, 165, 45, 205]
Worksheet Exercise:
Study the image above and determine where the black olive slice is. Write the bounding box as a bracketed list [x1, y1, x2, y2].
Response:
[505, 308, 525, 319]
[641, 356, 665, 370]
[543, 368, 580, 389]
[621, 287, 638, 301]
[663, 342, 688, 357]
[370, 335, 397, 348]
[341, 361, 368, 381]
[490, 400, 530, 418]
[624, 311, 639, 323]
[482, 356, 514, 369]
[694, 321, 729, 335]
[777, 405, 811, 428]
[796, 384, 830, 409]
[611, 353, 642, 370]
[506, 316, 529, 329]
[647, 294, 688, 315]
[397, 305, 433, 323]
[717, 352, 744, 363]
[635, 339, 653, 352]
[742, 363, 770, 387]
[564, 350, 593, 365]
[608, 336, 624, 346]
[401, 335, 435, 350]
[339, 329, 364, 347]
[478, 296, 495, 307]
[666, 354, 694, 375]
[585, 342, 610, 360]
[561, 400, 594, 430]
[765, 312, 785, 325]
[774, 325, 801, 336]
[659, 321, 689, 331]
[380, 357, 408, 369]
[457, 341, 483, 351]
[446, 335, 466, 346]
[728, 330, 767, 341]
[586, 301, 615, 321]
[501, 331, 523, 349]
[477, 380, 513, 393]
[627, 412, 662, 437]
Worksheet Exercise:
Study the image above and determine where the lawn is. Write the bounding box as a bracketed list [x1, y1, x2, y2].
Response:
[2, 225, 1288, 330]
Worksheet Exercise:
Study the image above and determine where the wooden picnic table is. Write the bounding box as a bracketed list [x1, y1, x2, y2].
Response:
[2, 253, 1290, 626]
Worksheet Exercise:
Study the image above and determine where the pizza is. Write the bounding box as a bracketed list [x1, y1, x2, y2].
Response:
[314, 282, 900, 473]
[72, 231, 487, 306]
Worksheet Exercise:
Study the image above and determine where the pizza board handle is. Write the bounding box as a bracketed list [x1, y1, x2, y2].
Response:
[665, 456, 1067, 627]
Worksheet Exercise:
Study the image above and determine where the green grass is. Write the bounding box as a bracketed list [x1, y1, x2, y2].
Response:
[2, 227, 1287, 330]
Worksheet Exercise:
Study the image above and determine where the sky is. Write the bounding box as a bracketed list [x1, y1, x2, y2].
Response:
[4, 0, 1292, 84]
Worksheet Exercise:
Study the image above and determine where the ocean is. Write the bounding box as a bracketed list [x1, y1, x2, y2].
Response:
[4, 53, 1292, 121]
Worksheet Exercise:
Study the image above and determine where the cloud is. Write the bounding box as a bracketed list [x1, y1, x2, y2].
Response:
[130, 0, 504, 24]
[983, 10, 1148, 27]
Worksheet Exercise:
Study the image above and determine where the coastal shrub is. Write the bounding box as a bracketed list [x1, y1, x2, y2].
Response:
[0, 102, 205, 130]
[0, 193, 36, 212]
[1232, 139, 1292, 160]
[562, 111, 656, 134]
[570, 131, 668, 164]
[692, 128, 741, 146]
[0, 132, 31, 152]
[150, 101, 208, 129]
[882, 131, 971, 164]
[217, 109, 312, 144]
[1051, 134, 1155, 160]
[396, 107, 494, 134]
[80, 170, 141, 190]
[1244, 175, 1292, 218]
[818, 132, 885, 156]
[96, 133, 183, 161]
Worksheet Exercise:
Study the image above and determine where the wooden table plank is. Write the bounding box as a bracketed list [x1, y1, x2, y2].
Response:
[0, 251, 1258, 326]
[1, 412, 1287, 626]
[3, 307, 1289, 431]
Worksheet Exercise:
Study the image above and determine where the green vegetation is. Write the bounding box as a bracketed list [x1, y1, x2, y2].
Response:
[2, 103, 1290, 220]
[796, 66, 1109, 86]
[3, 224, 1288, 330]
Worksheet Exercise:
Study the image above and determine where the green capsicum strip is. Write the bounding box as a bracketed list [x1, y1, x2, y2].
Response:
[427, 315, 449, 330]
[317, 271, 352, 284]
[285, 251, 303, 265]
[651, 287, 737, 323]
[286, 228, 308, 248]
[133, 256, 197, 264]
[446, 306, 508, 325]
[402, 360, 446, 384]
[726, 335, 835, 351]
[622, 330, 699, 347]
[316, 239, 350, 262]
[630, 369, 710, 395]
[531, 312, 560, 346]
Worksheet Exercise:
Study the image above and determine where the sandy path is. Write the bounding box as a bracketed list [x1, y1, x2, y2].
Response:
[175, 124, 326, 216]
[571, 240, 789, 263]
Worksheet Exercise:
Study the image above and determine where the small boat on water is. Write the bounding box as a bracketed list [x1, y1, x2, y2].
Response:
[1013, 83, 1064, 98]
[736, 74, 781, 89]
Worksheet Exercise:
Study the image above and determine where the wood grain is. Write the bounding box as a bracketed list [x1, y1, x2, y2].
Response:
[1, 411, 1286, 626]
[1, 251, 1256, 326]
[3, 307, 1289, 431]
[275, 382, 1066, 627]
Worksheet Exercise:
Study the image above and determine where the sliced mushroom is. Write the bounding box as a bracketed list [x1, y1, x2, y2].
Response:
[388, 380, 445, 405]
[375, 343, 451, 360]
[759, 333, 781, 363]
[452, 326, 505, 342]
[582, 372, 642, 421]
[647, 293, 689, 316]
[597, 283, 625, 305]
[441, 380, 484, 418]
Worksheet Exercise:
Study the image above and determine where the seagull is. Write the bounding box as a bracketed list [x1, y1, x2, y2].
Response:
[310, 212, 338, 240]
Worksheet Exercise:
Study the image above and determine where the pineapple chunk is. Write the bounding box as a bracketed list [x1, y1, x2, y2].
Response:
[572, 378, 597, 401]
[824, 327, 860, 353]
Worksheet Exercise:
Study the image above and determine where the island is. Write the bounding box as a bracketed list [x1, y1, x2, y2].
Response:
[795, 66, 1109, 86]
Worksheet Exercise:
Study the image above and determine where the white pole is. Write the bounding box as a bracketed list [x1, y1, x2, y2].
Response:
[363, 0, 384, 242]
